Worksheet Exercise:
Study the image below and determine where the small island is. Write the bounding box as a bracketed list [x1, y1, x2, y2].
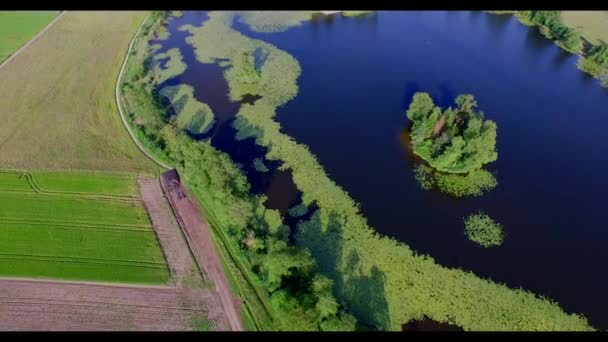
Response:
[406, 92, 497, 174]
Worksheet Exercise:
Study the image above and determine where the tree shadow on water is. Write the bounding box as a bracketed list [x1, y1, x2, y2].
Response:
[296, 210, 390, 330]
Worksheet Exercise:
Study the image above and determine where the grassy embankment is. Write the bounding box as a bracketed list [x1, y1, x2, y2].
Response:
[182, 11, 594, 331]
[0, 11, 58, 63]
[0, 170, 169, 284]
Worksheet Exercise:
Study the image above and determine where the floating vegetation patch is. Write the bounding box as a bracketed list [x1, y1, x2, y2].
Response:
[341, 11, 374, 17]
[253, 158, 268, 172]
[159, 84, 215, 135]
[152, 48, 187, 84]
[235, 11, 317, 33]
[464, 213, 505, 248]
[414, 164, 497, 198]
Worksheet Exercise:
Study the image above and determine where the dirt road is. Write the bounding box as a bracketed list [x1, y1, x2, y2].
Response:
[160, 170, 244, 331]
[0, 278, 227, 331]
[138, 177, 203, 288]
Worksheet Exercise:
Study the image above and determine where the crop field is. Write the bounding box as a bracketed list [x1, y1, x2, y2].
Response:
[0, 11, 58, 63]
[0, 11, 157, 172]
[561, 11, 608, 45]
[0, 170, 169, 284]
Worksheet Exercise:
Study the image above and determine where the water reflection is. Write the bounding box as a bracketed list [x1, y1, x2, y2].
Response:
[485, 13, 512, 36]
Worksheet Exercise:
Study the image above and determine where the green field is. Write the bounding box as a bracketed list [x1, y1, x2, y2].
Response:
[0, 11, 58, 64]
[0, 11, 158, 172]
[561, 11, 608, 45]
[0, 170, 169, 284]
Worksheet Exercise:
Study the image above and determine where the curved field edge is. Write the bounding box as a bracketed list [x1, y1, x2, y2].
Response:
[186, 12, 593, 331]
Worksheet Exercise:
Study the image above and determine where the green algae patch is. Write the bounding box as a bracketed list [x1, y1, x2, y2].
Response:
[235, 11, 317, 33]
[159, 84, 215, 135]
[152, 48, 187, 84]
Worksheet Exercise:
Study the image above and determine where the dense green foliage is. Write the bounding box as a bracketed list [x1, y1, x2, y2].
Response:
[0, 11, 58, 63]
[464, 213, 504, 248]
[0, 171, 168, 284]
[121, 12, 355, 331]
[495, 11, 608, 87]
[181, 12, 593, 331]
[516, 11, 582, 53]
[406, 92, 497, 174]
[414, 164, 497, 197]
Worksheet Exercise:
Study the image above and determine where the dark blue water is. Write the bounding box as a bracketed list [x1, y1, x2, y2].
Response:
[155, 11, 608, 329]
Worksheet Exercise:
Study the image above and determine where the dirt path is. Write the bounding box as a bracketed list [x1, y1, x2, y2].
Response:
[0, 278, 227, 331]
[0, 11, 66, 71]
[160, 170, 244, 331]
[138, 177, 203, 288]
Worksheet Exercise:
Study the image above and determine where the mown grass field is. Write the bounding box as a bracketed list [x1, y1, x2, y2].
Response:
[0, 11, 58, 63]
[0, 170, 169, 284]
[0, 11, 158, 172]
[561, 11, 608, 45]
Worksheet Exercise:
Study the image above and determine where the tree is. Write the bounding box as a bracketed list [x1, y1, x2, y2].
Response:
[405, 92, 497, 174]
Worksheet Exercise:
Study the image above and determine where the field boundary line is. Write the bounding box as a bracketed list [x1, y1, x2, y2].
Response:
[0, 11, 66, 71]
[115, 14, 172, 171]
[0, 277, 171, 289]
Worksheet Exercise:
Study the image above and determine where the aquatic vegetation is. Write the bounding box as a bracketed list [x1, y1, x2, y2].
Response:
[253, 158, 268, 172]
[341, 11, 373, 17]
[414, 165, 497, 198]
[235, 11, 317, 33]
[288, 203, 308, 218]
[464, 213, 504, 248]
[151, 48, 187, 84]
[406, 92, 498, 174]
[181, 11, 594, 331]
[159, 84, 215, 135]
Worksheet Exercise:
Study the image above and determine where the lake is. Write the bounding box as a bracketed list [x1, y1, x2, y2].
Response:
[153, 11, 608, 329]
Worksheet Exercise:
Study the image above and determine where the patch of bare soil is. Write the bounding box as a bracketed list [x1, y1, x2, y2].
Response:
[0, 278, 228, 331]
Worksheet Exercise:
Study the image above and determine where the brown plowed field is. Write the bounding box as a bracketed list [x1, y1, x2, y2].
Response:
[0, 278, 228, 331]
